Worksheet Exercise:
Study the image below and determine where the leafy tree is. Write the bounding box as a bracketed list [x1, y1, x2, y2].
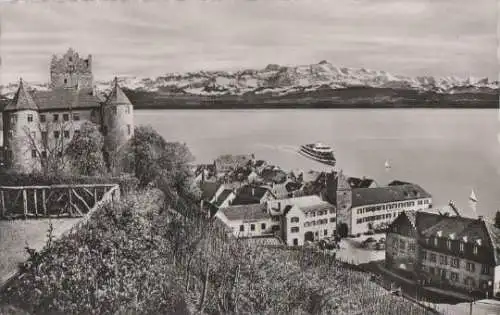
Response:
[495, 210, 500, 229]
[65, 122, 106, 176]
[119, 126, 197, 197]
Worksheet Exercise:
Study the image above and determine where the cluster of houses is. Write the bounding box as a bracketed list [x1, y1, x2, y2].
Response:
[194, 153, 500, 299]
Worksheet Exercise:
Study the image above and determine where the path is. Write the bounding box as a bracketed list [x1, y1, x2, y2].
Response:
[0, 218, 80, 286]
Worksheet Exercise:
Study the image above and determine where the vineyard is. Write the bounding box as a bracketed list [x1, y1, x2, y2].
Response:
[0, 188, 440, 315]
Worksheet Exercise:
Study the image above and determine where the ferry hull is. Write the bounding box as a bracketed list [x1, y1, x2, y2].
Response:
[298, 147, 336, 166]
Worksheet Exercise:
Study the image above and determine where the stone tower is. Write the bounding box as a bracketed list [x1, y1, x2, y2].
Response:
[102, 77, 134, 157]
[50, 48, 93, 90]
[2, 79, 41, 173]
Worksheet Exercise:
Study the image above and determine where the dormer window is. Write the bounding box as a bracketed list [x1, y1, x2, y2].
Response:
[459, 242, 465, 252]
[447, 240, 452, 250]
[473, 245, 478, 255]
[433, 237, 438, 247]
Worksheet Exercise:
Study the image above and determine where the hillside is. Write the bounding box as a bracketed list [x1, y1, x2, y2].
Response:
[0, 188, 436, 315]
[1, 61, 497, 109]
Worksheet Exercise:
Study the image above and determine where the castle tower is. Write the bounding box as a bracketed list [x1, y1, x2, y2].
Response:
[102, 77, 134, 157]
[2, 79, 41, 173]
[50, 48, 93, 90]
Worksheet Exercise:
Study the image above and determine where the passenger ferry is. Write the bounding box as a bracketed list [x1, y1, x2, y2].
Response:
[298, 143, 336, 166]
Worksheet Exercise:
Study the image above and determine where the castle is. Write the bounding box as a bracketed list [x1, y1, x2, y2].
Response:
[1, 48, 135, 173]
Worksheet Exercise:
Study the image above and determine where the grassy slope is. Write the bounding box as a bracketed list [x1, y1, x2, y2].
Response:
[0, 189, 435, 315]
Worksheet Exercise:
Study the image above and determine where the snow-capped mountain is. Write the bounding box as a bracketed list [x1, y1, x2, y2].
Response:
[1, 60, 497, 98]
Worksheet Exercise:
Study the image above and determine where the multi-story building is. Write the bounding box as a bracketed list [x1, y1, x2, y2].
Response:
[215, 203, 278, 238]
[267, 195, 336, 246]
[323, 170, 432, 236]
[2, 48, 134, 173]
[387, 210, 500, 299]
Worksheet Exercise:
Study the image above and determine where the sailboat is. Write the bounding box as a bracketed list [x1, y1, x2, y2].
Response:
[384, 160, 391, 170]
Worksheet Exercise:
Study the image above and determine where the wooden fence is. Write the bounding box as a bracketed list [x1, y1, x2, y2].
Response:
[0, 184, 120, 219]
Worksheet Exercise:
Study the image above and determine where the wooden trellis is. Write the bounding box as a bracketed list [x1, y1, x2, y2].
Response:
[0, 184, 119, 219]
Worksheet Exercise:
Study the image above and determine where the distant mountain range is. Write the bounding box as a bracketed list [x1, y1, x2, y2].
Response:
[1, 60, 498, 109]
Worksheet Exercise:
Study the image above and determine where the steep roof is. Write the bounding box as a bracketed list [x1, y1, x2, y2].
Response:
[104, 77, 132, 107]
[32, 88, 101, 110]
[200, 181, 221, 201]
[351, 184, 432, 207]
[219, 203, 270, 221]
[4, 79, 38, 112]
[484, 222, 500, 265]
[214, 189, 233, 207]
[348, 177, 375, 189]
[232, 185, 273, 205]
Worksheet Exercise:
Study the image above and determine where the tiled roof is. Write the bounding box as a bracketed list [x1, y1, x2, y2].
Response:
[232, 185, 272, 205]
[484, 222, 500, 264]
[351, 184, 432, 207]
[4, 80, 38, 112]
[421, 216, 477, 239]
[348, 177, 375, 188]
[300, 203, 335, 214]
[214, 189, 233, 207]
[31, 88, 101, 110]
[103, 77, 132, 107]
[200, 181, 221, 201]
[219, 203, 270, 221]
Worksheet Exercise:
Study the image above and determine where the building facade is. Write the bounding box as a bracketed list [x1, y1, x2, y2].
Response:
[267, 196, 336, 246]
[2, 48, 134, 173]
[324, 170, 432, 236]
[215, 203, 277, 238]
[387, 210, 500, 299]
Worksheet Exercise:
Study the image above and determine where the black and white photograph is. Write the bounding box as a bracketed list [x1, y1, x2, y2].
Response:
[0, 0, 499, 314]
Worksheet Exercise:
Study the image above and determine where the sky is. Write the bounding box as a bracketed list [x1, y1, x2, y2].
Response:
[0, 0, 497, 84]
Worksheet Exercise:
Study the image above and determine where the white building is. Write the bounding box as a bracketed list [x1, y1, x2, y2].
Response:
[215, 203, 279, 238]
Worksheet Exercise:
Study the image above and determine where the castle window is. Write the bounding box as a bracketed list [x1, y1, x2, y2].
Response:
[27, 114, 33, 123]
[53, 114, 59, 122]
[466, 262, 475, 272]
[73, 113, 80, 121]
[63, 114, 69, 122]
[459, 242, 465, 252]
[481, 264, 490, 275]
[54, 131, 60, 139]
[473, 245, 478, 255]
[41, 151, 47, 158]
[239, 225, 244, 232]
[261, 223, 266, 230]
[450, 258, 460, 268]
[329, 217, 335, 223]
[64, 130, 70, 138]
[31, 150, 37, 158]
[64, 79, 67, 84]
[291, 227, 299, 233]
[40, 115, 46, 123]
[290, 217, 299, 223]
[127, 124, 131, 135]
[250, 224, 255, 231]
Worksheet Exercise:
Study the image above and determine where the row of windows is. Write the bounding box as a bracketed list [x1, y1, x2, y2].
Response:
[355, 200, 428, 215]
[8, 129, 80, 140]
[304, 208, 335, 218]
[304, 217, 335, 227]
[356, 212, 397, 224]
[423, 251, 490, 274]
[425, 237, 479, 255]
[392, 239, 416, 252]
[239, 223, 279, 232]
[427, 267, 491, 288]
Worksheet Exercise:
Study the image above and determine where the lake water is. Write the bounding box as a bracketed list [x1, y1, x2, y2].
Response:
[135, 109, 500, 220]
